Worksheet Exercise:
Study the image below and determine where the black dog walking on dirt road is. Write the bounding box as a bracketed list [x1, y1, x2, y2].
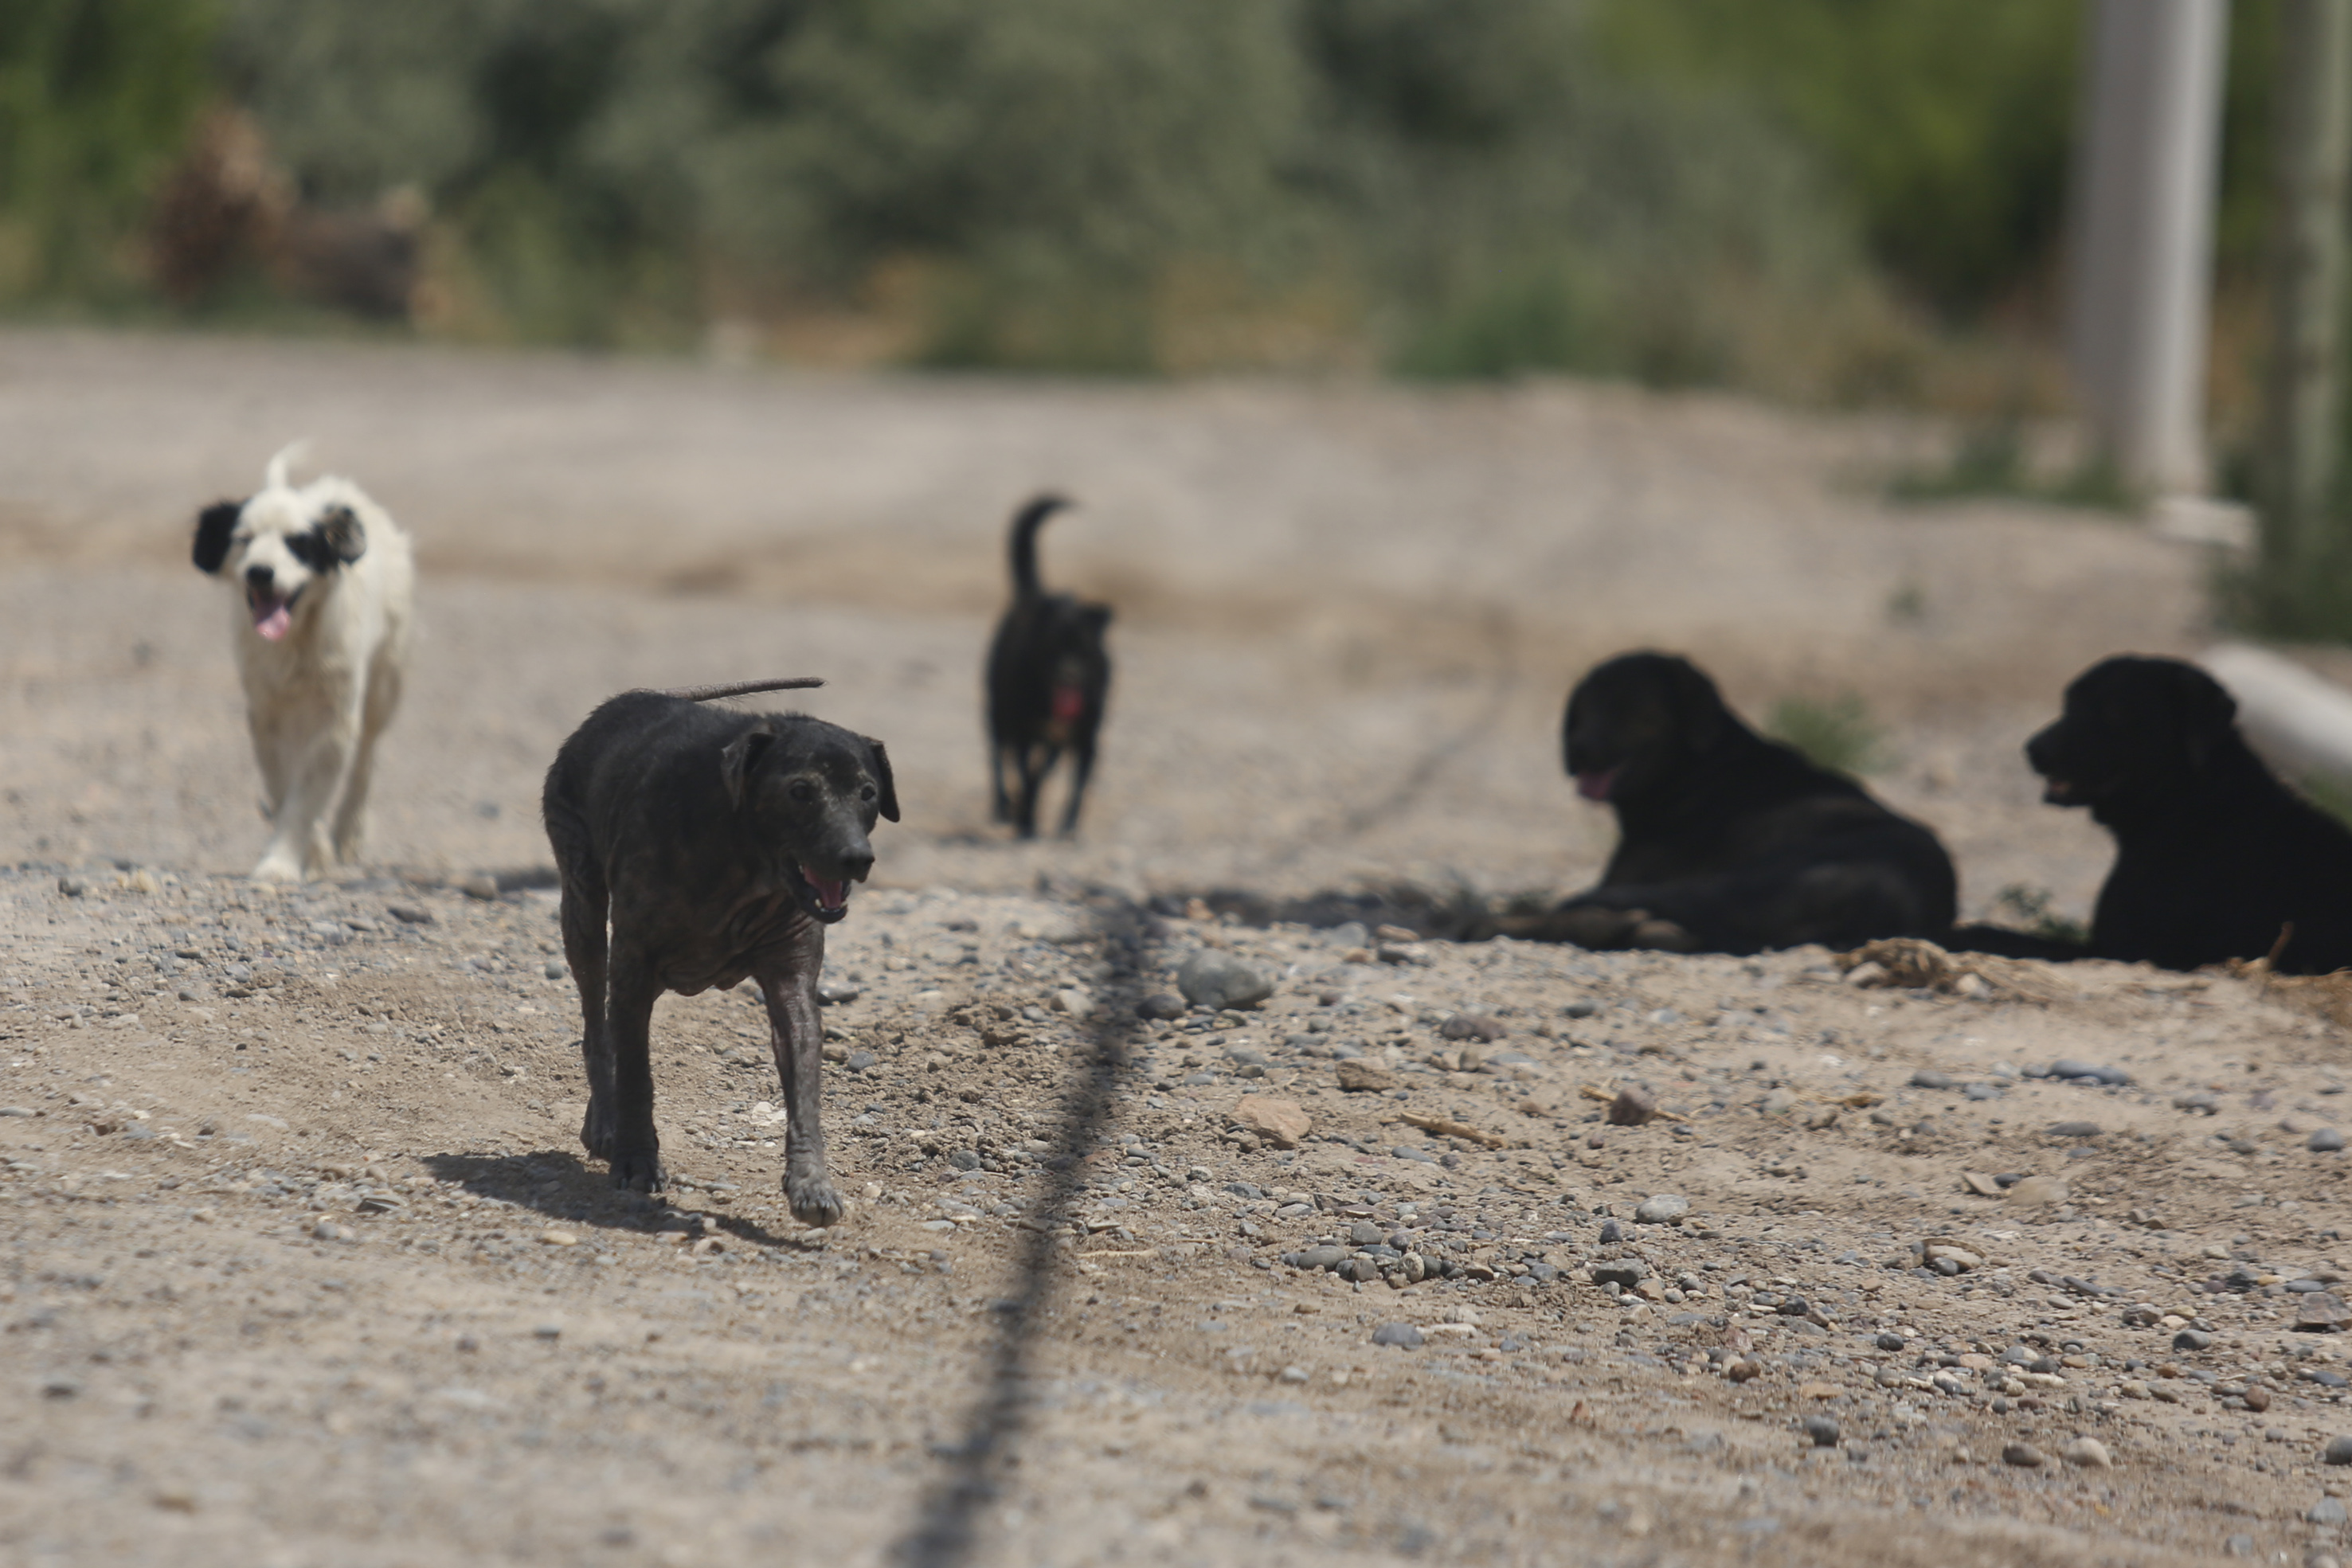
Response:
[542, 677, 898, 1226]
[1490, 651, 1957, 955]
[986, 495, 1111, 839]
[1953, 655, 2352, 974]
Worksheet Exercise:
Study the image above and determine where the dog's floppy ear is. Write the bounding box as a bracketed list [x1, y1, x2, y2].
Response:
[719, 723, 777, 808]
[317, 503, 366, 565]
[193, 500, 241, 574]
[2173, 662, 2238, 771]
[863, 736, 901, 822]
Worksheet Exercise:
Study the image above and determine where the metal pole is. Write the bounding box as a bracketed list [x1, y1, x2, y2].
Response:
[2261, 0, 2352, 624]
[2065, 0, 2231, 495]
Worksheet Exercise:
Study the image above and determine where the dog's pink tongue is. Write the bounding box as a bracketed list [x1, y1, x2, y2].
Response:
[811, 877, 847, 911]
[255, 603, 292, 641]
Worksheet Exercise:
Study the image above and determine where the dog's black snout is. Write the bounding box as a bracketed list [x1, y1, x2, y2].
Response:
[245, 563, 274, 591]
[2024, 723, 2059, 775]
[837, 844, 875, 884]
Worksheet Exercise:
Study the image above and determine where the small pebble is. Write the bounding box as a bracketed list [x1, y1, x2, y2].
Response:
[2061, 1437, 2111, 1469]
[1909, 1070, 1956, 1090]
[2327, 1434, 2352, 1466]
[1633, 1194, 1688, 1226]
[1597, 1218, 1624, 1244]
[2311, 1498, 2351, 1527]
[2002, 1443, 2044, 1468]
[2314, 1128, 2347, 1154]
[1136, 994, 1188, 1021]
[1371, 1323, 1424, 1349]
[2173, 1328, 2214, 1352]
[1802, 1415, 1839, 1448]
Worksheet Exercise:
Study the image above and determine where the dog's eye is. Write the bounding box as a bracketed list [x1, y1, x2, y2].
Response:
[859, 784, 876, 802]
[788, 781, 816, 804]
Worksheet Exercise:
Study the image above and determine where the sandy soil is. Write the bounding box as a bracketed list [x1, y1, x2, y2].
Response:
[5, 328, 2344, 1568]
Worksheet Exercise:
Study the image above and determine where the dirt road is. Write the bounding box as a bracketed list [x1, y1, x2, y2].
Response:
[7, 330, 2338, 1568]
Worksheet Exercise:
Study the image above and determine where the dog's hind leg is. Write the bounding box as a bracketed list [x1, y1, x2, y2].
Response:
[759, 930, 843, 1228]
[331, 662, 402, 866]
[599, 939, 667, 1193]
[1058, 732, 1098, 837]
[548, 821, 616, 1161]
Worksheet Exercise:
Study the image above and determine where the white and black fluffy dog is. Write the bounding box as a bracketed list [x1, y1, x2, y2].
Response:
[192, 444, 414, 882]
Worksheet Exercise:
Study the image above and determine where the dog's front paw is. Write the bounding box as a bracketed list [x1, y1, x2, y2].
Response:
[1543, 903, 1645, 949]
[580, 1095, 616, 1160]
[608, 1148, 667, 1194]
[785, 1168, 844, 1229]
[1627, 915, 1697, 952]
[249, 851, 304, 885]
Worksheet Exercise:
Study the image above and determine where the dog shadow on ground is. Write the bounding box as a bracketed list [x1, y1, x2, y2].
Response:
[421, 1148, 824, 1253]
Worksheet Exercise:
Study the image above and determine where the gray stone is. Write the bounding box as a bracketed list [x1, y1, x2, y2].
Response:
[1597, 1219, 1624, 1244]
[56, 876, 88, 897]
[949, 1150, 983, 1171]
[1634, 1194, 1689, 1225]
[2315, 1128, 2348, 1154]
[2049, 1059, 2131, 1085]
[1802, 1415, 1839, 1447]
[2302, 1294, 2352, 1332]
[1372, 1322, 1424, 1349]
[2174, 1329, 2215, 1351]
[1177, 952, 1274, 1011]
[1909, 1070, 1956, 1089]
[2002, 1443, 2044, 1468]
[817, 979, 858, 1003]
[1589, 1261, 1648, 1289]
[1293, 1245, 1349, 1272]
[2326, 1434, 2352, 1466]
[845, 1050, 877, 1073]
[1439, 1014, 1506, 1043]
[1349, 1222, 1384, 1247]
[1136, 993, 1188, 1021]
[2311, 1498, 2350, 1527]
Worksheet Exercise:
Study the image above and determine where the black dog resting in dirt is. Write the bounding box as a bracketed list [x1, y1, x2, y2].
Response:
[1493, 651, 1956, 954]
[986, 495, 1111, 838]
[542, 678, 897, 1224]
[1950, 655, 2352, 974]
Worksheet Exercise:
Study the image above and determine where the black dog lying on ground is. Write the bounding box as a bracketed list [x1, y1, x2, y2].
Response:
[1489, 651, 1956, 954]
[1950, 655, 2352, 973]
[986, 495, 1111, 838]
[542, 677, 897, 1224]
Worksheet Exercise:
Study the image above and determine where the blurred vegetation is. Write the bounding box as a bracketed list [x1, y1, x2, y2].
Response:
[0, 0, 2299, 401]
[0, 0, 217, 305]
[1766, 693, 1889, 776]
[1989, 883, 2089, 945]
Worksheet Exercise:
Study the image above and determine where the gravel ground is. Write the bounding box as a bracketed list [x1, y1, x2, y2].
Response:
[5, 329, 2336, 1568]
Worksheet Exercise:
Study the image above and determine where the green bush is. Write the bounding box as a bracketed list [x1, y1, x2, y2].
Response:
[0, 0, 217, 306]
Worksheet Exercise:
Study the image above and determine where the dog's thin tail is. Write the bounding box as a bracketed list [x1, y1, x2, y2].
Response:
[659, 677, 826, 702]
[264, 440, 311, 491]
[1007, 494, 1071, 599]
